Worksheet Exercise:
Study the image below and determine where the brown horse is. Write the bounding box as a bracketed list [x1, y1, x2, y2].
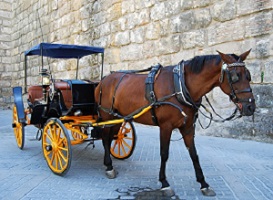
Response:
[94, 50, 255, 196]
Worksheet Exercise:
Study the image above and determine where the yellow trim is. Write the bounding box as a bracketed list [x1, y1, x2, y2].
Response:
[92, 106, 152, 127]
[63, 123, 88, 145]
[60, 116, 96, 145]
[60, 115, 97, 123]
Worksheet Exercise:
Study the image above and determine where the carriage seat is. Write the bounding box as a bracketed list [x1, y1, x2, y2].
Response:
[28, 85, 44, 105]
[27, 81, 72, 109]
[54, 81, 72, 109]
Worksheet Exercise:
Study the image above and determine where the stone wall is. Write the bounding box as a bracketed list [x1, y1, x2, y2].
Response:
[0, 0, 272, 141]
[0, 0, 12, 106]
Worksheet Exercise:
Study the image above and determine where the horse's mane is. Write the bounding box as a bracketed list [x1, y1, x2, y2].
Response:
[185, 54, 240, 74]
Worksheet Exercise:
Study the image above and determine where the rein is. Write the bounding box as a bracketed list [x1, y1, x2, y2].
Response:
[197, 96, 242, 129]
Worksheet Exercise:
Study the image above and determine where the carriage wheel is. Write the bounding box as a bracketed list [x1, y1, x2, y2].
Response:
[110, 121, 136, 160]
[12, 105, 25, 150]
[42, 118, 72, 176]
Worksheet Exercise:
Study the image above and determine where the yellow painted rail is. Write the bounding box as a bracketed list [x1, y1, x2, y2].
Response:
[91, 105, 152, 127]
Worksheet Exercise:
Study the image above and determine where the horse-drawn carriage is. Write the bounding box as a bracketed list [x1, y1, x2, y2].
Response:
[12, 43, 136, 175]
[12, 43, 256, 197]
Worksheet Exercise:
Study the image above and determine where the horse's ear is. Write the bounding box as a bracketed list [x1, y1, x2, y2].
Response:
[217, 50, 236, 63]
[239, 49, 251, 61]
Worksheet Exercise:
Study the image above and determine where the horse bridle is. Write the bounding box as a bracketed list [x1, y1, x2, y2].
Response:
[219, 62, 255, 104]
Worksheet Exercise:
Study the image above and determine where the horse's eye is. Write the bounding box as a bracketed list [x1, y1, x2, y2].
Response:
[246, 69, 251, 81]
[230, 70, 239, 83]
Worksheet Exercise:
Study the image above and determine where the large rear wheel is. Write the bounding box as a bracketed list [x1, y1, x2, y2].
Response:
[12, 105, 25, 150]
[42, 118, 72, 176]
[110, 121, 136, 160]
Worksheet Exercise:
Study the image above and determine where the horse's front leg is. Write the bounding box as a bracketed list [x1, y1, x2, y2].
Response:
[159, 126, 175, 197]
[180, 127, 216, 196]
[101, 127, 117, 179]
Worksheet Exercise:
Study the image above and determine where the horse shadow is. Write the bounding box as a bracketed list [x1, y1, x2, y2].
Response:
[109, 186, 182, 200]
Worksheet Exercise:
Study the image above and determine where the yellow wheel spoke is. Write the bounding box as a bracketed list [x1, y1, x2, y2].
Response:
[43, 142, 50, 147]
[58, 146, 68, 152]
[56, 128, 62, 143]
[118, 141, 121, 156]
[54, 152, 58, 170]
[121, 139, 131, 149]
[45, 150, 51, 156]
[57, 138, 65, 146]
[124, 136, 133, 140]
[56, 152, 63, 170]
[120, 123, 125, 130]
[112, 140, 118, 151]
[58, 150, 68, 163]
[122, 127, 131, 134]
[50, 152, 56, 165]
[44, 132, 53, 143]
[52, 127, 57, 142]
[120, 142, 126, 155]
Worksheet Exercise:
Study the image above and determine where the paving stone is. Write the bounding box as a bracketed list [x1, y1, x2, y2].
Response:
[0, 109, 273, 200]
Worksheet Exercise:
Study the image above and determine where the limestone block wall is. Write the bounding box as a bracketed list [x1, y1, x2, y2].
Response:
[0, 0, 12, 106]
[0, 0, 272, 141]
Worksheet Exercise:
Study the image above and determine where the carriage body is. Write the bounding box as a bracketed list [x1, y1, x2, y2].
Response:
[26, 79, 99, 125]
[12, 43, 136, 175]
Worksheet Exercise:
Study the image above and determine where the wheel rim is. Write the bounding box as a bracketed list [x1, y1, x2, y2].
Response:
[42, 119, 71, 175]
[110, 122, 136, 159]
[12, 105, 24, 149]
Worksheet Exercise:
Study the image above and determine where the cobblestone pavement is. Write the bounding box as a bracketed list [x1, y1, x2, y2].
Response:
[1, 109, 273, 200]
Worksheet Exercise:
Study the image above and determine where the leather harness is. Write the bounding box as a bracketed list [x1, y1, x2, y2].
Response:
[144, 64, 162, 125]
[173, 61, 201, 109]
[97, 59, 254, 129]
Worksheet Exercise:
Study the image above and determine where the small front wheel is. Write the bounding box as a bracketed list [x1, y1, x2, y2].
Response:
[42, 118, 72, 176]
[12, 105, 25, 150]
[110, 121, 136, 160]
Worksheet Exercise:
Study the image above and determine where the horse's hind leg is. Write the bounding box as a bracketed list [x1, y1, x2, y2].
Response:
[101, 125, 120, 179]
[181, 128, 216, 196]
[159, 126, 175, 197]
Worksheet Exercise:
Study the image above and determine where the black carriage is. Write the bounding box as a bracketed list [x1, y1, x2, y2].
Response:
[12, 43, 136, 175]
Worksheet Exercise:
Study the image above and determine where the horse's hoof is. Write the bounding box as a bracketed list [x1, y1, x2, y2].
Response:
[106, 169, 117, 179]
[201, 187, 216, 196]
[161, 186, 175, 197]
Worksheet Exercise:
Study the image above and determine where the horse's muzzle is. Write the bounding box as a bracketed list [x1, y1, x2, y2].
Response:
[238, 101, 256, 116]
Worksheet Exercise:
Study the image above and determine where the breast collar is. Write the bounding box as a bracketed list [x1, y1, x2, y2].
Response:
[173, 61, 201, 109]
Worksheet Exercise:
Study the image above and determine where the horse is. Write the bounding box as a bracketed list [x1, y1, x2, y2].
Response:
[94, 50, 255, 197]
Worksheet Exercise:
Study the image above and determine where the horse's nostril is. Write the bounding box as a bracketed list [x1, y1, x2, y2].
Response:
[247, 104, 256, 113]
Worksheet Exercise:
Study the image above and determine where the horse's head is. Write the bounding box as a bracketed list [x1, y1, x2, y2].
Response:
[217, 49, 255, 116]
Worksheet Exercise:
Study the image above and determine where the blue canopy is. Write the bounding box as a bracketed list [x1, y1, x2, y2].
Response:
[25, 43, 104, 59]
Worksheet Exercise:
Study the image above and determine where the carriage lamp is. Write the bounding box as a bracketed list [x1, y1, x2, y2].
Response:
[39, 69, 51, 102]
[40, 69, 50, 86]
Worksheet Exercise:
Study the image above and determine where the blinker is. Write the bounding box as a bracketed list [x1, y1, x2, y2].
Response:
[230, 70, 239, 83]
